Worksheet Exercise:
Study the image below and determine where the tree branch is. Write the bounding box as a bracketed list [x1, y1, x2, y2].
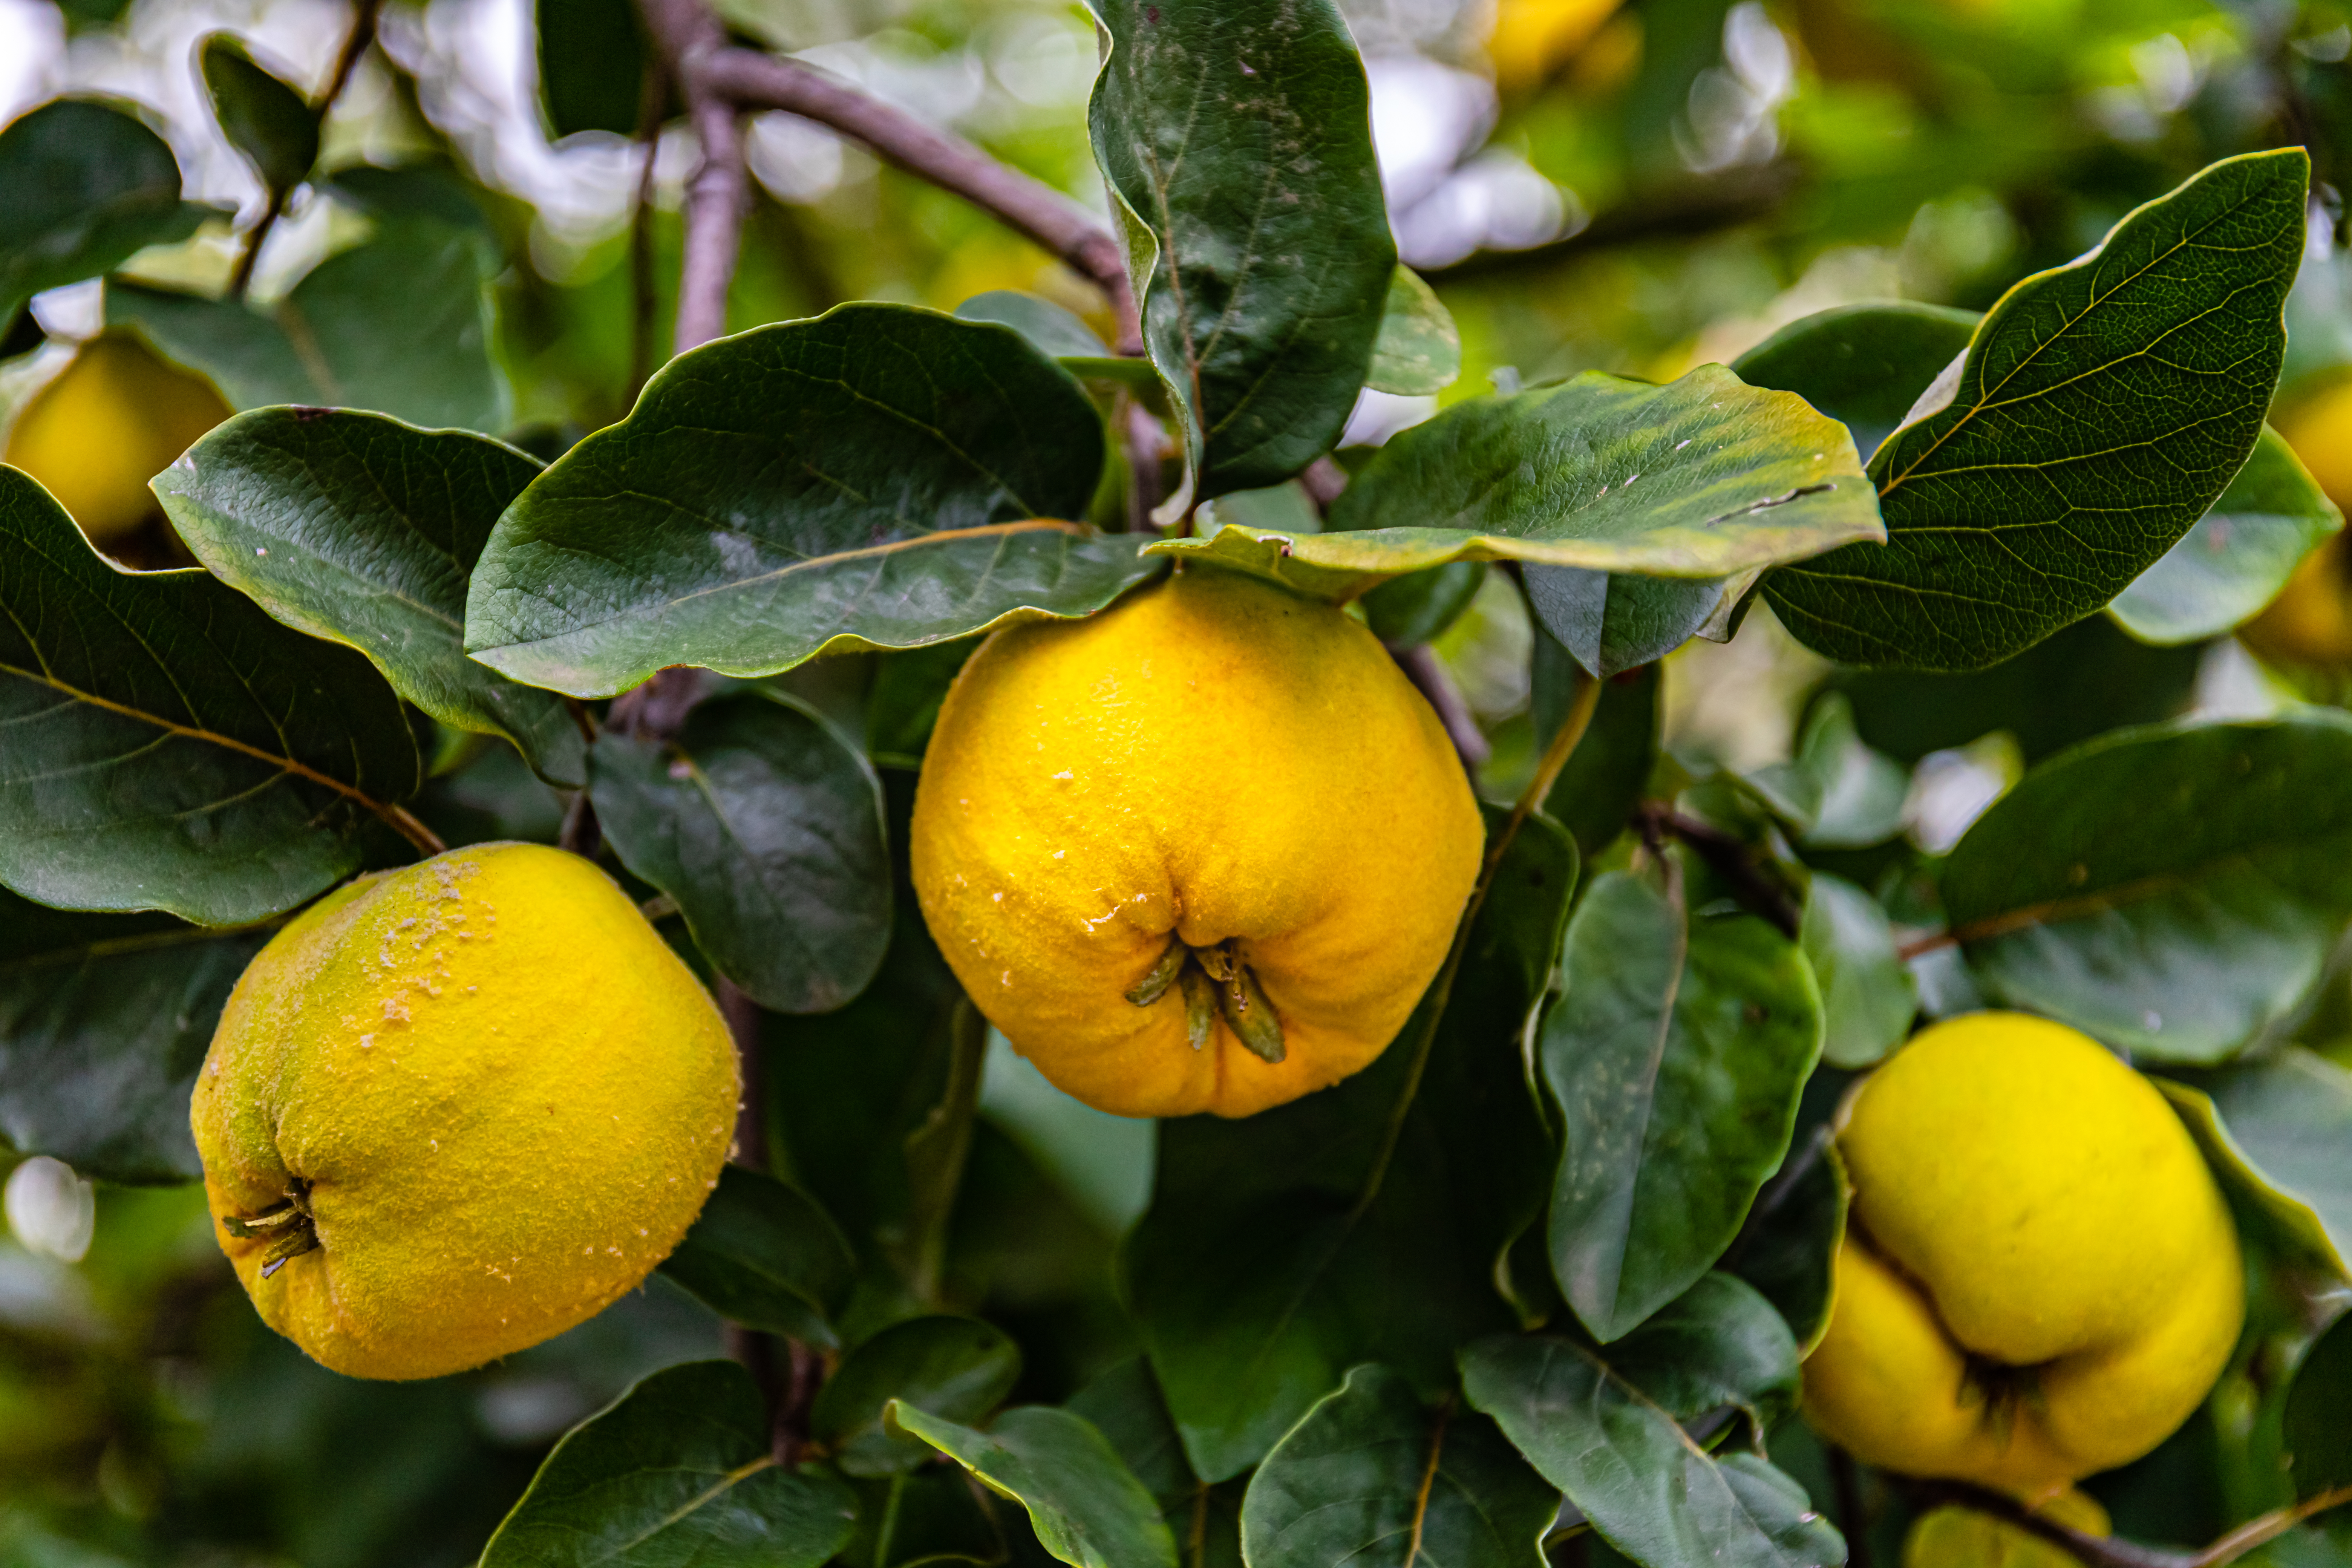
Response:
[635, 0, 747, 354]
[1392, 642, 1489, 774]
[1899, 1478, 2352, 1568]
[1421, 162, 1800, 285]
[229, 0, 384, 301]
[1634, 802, 1802, 939]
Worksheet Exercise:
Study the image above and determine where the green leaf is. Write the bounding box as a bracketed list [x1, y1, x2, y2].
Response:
[2286, 1306, 2352, 1499]
[657, 1165, 855, 1347]
[1460, 1332, 1844, 1568]
[590, 691, 890, 1013]
[890, 1403, 1179, 1568]
[536, 0, 651, 139]
[464, 303, 1142, 697]
[865, 641, 979, 764]
[1745, 694, 1908, 851]
[1764, 150, 2310, 671]
[1524, 567, 1746, 681]
[108, 217, 508, 434]
[0, 467, 419, 925]
[199, 35, 319, 192]
[1085, 0, 1393, 500]
[1066, 1358, 1194, 1506]
[0, 888, 268, 1183]
[1942, 714, 2352, 1063]
[1154, 365, 1881, 602]
[1729, 302, 1979, 462]
[812, 1315, 1024, 1478]
[955, 290, 1109, 358]
[2158, 1050, 2352, 1279]
[1365, 267, 1462, 397]
[1536, 651, 1659, 858]
[153, 408, 583, 787]
[2110, 426, 2344, 646]
[1542, 867, 1824, 1341]
[1724, 1133, 1848, 1356]
[1239, 1364, 1557, 1568]
[1582, 1272, 1802, 1436]
[479, 1360, 858, 1568]
[1126, 812, 1577, 1482]
[1361, 561, 1486, 648]
[0, 98, 223, 317]
[1798, 874, 1916, 1072]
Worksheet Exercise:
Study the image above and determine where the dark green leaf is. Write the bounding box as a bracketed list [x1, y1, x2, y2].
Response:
[0, 98, 223, 317]
[109, 217, 507, 433]
[1460, 1334, 1844, 1568]
[1942, 715, 2352, 1062]
[2110, 426, 2344, 646]
[1086, 0, 1392, 499]
[2159, 1051, 2352, 1278]
[890, 1404, 1179, 1568]
[590, 691, 890, 1013]
[1159, 365, 1881, 602]
[153, 408, 582, 786]
[1127, 812, 1576, 1481]
[536, 0, 651, 139]
[1798, 875, 1916, 1071]
[1365, 267, 1462, 397]
[1066, 1358, 1194, 1505]
[1362, 561, 1485, 648]
[1745, 695, 1907, 851]
[0, 467, 419, 925]
[1537, 651, 1659, 858]
[479, 1360, 858, 1568]
[865, 640, 980, 764]
[199, 35, 319, 192]
[1239, 1364, 1557, 1568]
[956, 290, 1109, 358]
[1724, 1131, 1848, 1355]
[2286, 1308, 2352, 1499]
[813, 1316, 1023, 1478]
[1542, 867, 1823, 1341]
[1729, 302, 1979, 462]
[0, 888, 268, 1183]
[1596, 1273, 1801, 1436]
[464, 303, 1141, 697]
[1765, 150, 2309, 671]
[657, 1165, 856, 1347]
[1523, 565, 1740, 680]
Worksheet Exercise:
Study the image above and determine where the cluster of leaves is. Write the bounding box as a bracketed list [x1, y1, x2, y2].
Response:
[6, 2, 2352, 1566]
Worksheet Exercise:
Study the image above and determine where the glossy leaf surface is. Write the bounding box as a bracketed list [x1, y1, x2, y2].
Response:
[891, 1403, 1179, 1568]
[1523, 565, 1738, 680]
[2109, 426, 2343, 645]
[1542, 867, 1823, 1341]
[465, 304, 1141, 697]
[2161, 1051, 2352, 1277]
[1765, 151, 2308, 670]
[1461, 1320, 1842, 1568]
[1086, 0, 1393, 498]
[813, 1315, 1023, 1477]
[479, 1360, 858, 1568]
[591, 691, 890, 1014]
[1943, 714, 2352, 1062]
[657, 1165, 856, 1348]
[0, 468, 418, 925]
[0, 889, 266, 1183]
[1239, 1363, 1556, 1568]
[1729, 301, 1978, 462]
[155, 408, 582, 786]
[0, 98, 220, 315]
[1155, 366, 1879, 602]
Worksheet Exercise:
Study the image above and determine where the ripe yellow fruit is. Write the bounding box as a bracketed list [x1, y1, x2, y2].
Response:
[1902, 1492, 2110, 1568]
[1802, 1012, 2241, 1501]
[4, 329, 231, 544]
[1488, 0, 1622, 92]
[2241, 383, 2352, 671]
[192, 843, 739, 1381]
[911, 568, 1484, 1119]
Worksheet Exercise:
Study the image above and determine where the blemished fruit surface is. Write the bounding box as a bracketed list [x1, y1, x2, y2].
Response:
[1802, 1011, 2241, 1501]
[910, 567, 1484, 1119]
[3, 329, 231, 543]
[191, 843, 739, 1381]
[2241, 383, 2352, 670]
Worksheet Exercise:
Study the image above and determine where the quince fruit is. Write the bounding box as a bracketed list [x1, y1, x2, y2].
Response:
[192, 843, 738, 1380]
[910, 567, 1483, 1119]
[1801, 1011, 2240, 1501]
[4, 328, 230, 547]
[2241, 381, 2352, 671]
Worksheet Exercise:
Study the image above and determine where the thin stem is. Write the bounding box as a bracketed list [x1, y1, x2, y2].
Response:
[383, 802, 448, 857]
[692, 47, 1140, 351]
[1352, 669, 1603, 1217]
[625, 57, 666, 403]
[635, 0, 746, 355]
[1392, 642, 1489, 774]
[230, 0, 383, 302]
[1633, 803, 1801, 939]
[227, 183, 291, 302]
[905, 999, 989, 1306]
[1902, 1478, 2352, 1568]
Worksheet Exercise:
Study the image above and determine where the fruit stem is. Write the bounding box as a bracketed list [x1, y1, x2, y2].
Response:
[1350, 669, 1602, 1220]
[905, 999, 988, 1306]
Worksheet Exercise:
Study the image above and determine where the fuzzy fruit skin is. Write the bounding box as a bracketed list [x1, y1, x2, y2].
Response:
[4, 330, 231, 543]
[1802, 1012, 2242, 1500]
[911, 568, 1484, 1119]
[191, 843, 739, 1381]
